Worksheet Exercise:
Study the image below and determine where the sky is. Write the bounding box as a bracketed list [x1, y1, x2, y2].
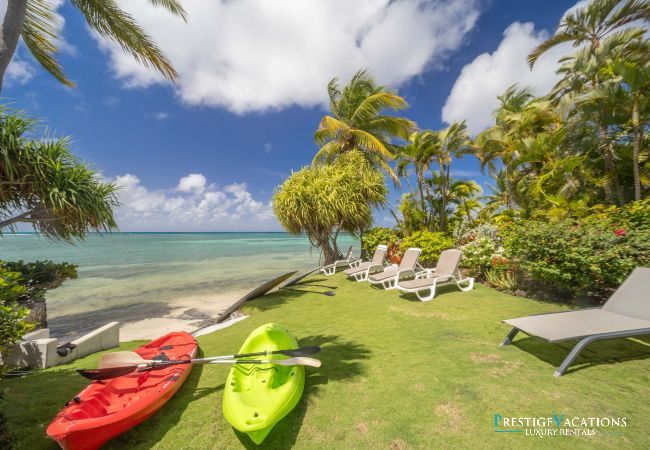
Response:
[4, 0, 584, 232]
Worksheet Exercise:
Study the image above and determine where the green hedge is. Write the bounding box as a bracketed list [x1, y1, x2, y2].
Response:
[362, 227, 401, 256]
[400, 231, 453, 267]
[502, 199, 650, 298]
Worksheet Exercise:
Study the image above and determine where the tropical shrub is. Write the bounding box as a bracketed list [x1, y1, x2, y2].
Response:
[362, 227, 401, 257]
[459, 237, 498, 277]
[4, 260, 77, 299]
[0, 266, 34, 371]
[502, 199, 650, 299]
[485, 268, 519, 291]
[400, 231, 453, 267]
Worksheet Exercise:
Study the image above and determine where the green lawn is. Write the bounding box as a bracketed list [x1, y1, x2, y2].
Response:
[2, 275, 650, 449]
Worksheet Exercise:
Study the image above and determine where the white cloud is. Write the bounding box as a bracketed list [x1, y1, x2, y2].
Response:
[111, 173, 277, 231]
[146, 111, 169, 120]
[264, 143, 273, 154]
[176, 173, 206, 193]
[92, 0, 480, 113]
[441, 20, 572, 135]
[5, 55, 35, 86]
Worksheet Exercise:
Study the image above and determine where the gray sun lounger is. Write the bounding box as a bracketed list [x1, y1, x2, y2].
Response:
[500, 267, 650, 377]
[368, 248, 421, 289]
[320, 245, 360, 275]
[396, 249, 474, 301]
[344, 245, 388, 281]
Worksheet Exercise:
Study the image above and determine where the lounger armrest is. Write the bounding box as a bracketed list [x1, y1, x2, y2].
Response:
[416, 269, 433, 279]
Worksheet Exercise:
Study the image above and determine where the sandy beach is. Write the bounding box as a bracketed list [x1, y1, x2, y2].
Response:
[118, 289, 250, 341]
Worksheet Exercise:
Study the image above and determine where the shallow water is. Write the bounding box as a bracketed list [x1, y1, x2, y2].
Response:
[0, 233, 356, 336]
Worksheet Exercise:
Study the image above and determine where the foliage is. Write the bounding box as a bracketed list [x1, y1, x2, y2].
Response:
[0, 266, 33, 371]
[485, 267, 519, 291]
[391, 194, 427, 235]
[502, 199, 650, 298]
[361, 227, 401, 257]
[273, 151, 387, 264]
[0, 107, 119, 240]
[313, 70, 415, 182]
[459, 237, 498, 277]
[3, 260, 77, 299]
[399, 231, 453, 267]
[10, 0, 186, 88]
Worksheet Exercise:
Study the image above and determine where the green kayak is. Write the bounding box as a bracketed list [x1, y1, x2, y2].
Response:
[222, 323, 305, 444]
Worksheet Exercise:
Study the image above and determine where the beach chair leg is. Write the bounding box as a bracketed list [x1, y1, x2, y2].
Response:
[554, 336, 594, 377]
[455, 277, 474, 292]
[415, 287, 435, 302]
[500, 328, 519, 347]
[383, 278, 397, 290]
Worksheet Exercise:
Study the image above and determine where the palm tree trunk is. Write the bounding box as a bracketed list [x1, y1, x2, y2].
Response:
[504, 166, 516, 208]
[596, 116, 624, 206]
[0, 0, 28, 92]
[439, 165, 449, 231]
[632, 98, 642, 201]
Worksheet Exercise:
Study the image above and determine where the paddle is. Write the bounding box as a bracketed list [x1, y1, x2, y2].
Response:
[77, 346, 322, 380]
[78, 356, 321, 380]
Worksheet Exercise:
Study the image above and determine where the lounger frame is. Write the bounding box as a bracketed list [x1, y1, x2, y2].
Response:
[397, 268, 474, 301]
[320, 247, 360, 275]
[500, 318, 650, 377]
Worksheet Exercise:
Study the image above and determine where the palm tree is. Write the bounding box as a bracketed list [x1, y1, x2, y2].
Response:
[449, 179, 482, 225]
[527, 0, 649, 68]
[528, 0, 649, 205]
[313, 70, 416, 182]
[431, 121, 472, 230]
[607, 49, 650, 200]
[0, 0, 187, 91]
[479, 170, 512, 221]
[395, 130, 437, 211]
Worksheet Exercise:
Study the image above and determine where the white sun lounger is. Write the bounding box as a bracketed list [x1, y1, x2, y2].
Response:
[320, 245, 360, 275]
[500, 267, 650, 377]
[344, 245, 388, 281]
[396, 249, 474, 301]
[368, 248, 421, 290]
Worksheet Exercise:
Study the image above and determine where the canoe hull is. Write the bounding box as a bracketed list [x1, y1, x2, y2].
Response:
[47, 332, 197, 450]
[222, 323, 305, 444]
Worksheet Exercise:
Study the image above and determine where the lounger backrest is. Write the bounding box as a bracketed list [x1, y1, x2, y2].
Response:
[399, 248, 421, 270]
[602, 267, 650, 320]
[344, 245, 355, 260]
[435, 249, 462, 275]
[371, 245, 388, 264]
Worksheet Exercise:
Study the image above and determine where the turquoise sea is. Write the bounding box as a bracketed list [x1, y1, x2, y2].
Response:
[0, 232, 356, 337]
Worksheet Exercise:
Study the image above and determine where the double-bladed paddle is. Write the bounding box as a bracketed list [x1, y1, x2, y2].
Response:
[77, 346, 321, 380]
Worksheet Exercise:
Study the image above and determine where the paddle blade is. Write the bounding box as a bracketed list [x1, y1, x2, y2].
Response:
[277, 346, 321, 357]
[99, 351, 147, 369]
[275, 357, 321, 368]
[77, 365, 138, 380]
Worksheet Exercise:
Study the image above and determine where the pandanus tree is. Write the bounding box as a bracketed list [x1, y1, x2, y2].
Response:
[313, 70, 416, 183]
[0, 0, 186, 90]
[274, 151, 387, 265]
[528, 0, 650, 205]
[0, 107, 118, 240]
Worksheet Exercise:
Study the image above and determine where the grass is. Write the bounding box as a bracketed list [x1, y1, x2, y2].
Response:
[2, 274, 650, 449]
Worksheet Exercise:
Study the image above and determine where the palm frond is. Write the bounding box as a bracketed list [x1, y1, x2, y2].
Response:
[527, 32, 577, 68]
[147, 0, 187, 21]
[71, 0, 181, 82]
[22, 0, 73, 87]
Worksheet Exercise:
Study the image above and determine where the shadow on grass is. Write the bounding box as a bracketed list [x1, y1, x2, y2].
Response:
[396, 283, 461, 302]
[512, 335, 650, 375]
[232, 334, 371, 449]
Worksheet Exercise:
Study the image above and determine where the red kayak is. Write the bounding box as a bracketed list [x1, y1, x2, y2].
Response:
[47, 331, 197, 450]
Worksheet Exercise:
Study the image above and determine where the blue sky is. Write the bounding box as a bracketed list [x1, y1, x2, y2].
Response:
[4, 0, 582, 231]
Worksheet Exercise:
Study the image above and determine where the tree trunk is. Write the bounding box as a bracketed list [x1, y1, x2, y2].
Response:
[632, 98, 642, 201]
[596, 117, 624, 206]
[0, 0, 28, 92]
[439, 165, 449, 231]
[504, 166, 515, 209]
